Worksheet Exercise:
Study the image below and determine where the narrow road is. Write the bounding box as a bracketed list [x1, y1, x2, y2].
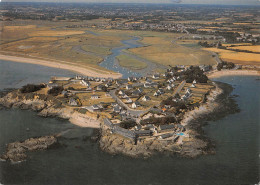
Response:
[172, 80, 186, 97]
[109, 89, 148, 117]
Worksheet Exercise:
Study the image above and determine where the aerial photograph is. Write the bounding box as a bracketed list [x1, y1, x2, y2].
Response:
[0, 0, 259, 184]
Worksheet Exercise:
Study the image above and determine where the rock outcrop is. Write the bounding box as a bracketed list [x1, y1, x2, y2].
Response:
[0, 136, 58, 163]
[99, 130, 210, 158]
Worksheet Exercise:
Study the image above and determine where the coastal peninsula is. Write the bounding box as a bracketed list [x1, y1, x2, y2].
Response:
[0, 65, 242, 162]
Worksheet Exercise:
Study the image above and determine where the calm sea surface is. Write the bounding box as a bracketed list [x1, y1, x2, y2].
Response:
[0, 60, 259, 185]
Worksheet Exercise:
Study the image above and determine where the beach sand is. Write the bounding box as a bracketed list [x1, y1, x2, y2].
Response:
[207, 69, 260, 78]
[0, 54, 122, 79]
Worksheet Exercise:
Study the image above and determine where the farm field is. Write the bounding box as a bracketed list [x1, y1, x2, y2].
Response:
[226, 45, 260, 53]
[203, 48, 260, 65]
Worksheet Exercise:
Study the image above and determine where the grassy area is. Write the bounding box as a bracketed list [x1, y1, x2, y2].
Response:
[127, 34, 216, 66]
[81, 45, 112, 56]
[77, 92, 115, 106]
[116, 54, 147, 70]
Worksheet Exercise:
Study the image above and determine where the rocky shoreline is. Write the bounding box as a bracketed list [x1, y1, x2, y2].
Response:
[99, 82, 239, 158]
[0, 81, 239, 160]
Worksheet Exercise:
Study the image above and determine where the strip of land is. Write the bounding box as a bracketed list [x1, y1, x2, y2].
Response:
[207, 70, 260, 78]
[0, 54, 122, 79]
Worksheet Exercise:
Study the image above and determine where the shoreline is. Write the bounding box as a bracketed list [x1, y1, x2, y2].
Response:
[0, 54, 122, 79]
[0, 79, 239, 159]
[207, 69, 260, 78]
[0, 90, 101, 129]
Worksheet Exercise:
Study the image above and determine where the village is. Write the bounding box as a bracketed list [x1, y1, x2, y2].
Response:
[28, 65, 216, 144]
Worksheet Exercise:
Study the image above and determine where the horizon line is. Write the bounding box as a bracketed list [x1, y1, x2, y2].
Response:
[1, 1, 260, 6]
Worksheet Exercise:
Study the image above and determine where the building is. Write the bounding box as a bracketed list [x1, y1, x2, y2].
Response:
[69, 98, 78, 106]
[126, 84, 133, 90]
[81, 80, 90, 87]
[166, 85, 172, 90]
[190, 84, 196, 88]
[158, 124, 175, 133]
[135, 130, 152, 137]
[142, 96, 151, 101]
[92, 104, 103, 111]
[113, 106, 121, 113]
[105, 92, 111, 97]
[126, 97, 133, 103]
[132, 90, 141, 96]
[152, 74, 160, 79]
[154, 91, 160, 97]
[122, 94, 129, 99]
[118, 90, 125, 95]
[132, 101, 141, 109]
[96, 85, 104, 91]
[158, 133, 174, 139]
[91, 95, 100, 99]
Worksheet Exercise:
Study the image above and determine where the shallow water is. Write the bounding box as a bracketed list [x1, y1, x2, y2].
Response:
[0, 61, 259, 185]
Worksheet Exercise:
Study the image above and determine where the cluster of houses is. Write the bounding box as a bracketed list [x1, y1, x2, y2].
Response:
[103, 118, 186, 141]
[236, 33, 259, 43]
[46, 65, 213, 142]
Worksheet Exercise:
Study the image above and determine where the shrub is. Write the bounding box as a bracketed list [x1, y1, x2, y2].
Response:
[120, 120, 137, 129]
[141, 116, 176, 126]
[48, 86, 64, 96]
[20, 84, 45, 93]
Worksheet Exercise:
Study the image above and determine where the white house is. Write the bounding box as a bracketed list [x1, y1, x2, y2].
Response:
[132, 101, 141, 109]
[186, 88, 191, 94]
[92, 104, 103, 111]
[154, 92, 160, 97]
[167, 85, 172, 90]
[126, 97, 133, 103]
[81, 80, 90, 87]
[118, 90, 125, 95]
[152, 74, 160, 79]
[142, 96, 151, 101]
[190, 84, 196, 88]
[105, 92, 111, 97]
[91, 95, 100, 99]
[122, 94, 129, 99]
[144, 83, 151, 88]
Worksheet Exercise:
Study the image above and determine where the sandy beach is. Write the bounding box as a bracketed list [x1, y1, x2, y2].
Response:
[207, 69, 260, 78]
[0, 54, 122, 79]
[69, 112, 101, 128]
